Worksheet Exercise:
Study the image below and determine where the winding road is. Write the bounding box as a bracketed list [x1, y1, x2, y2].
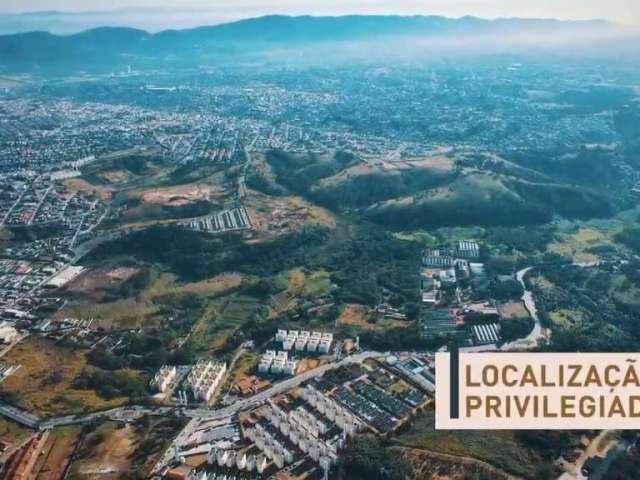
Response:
[501, 266, 547, 351]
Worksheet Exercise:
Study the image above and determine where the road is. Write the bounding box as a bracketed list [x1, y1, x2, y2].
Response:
[0, 401, 173, 430]
[501, 266, 547, 351]
[0, 351, 380, 432]
[152, 350, 381, 473]
[184, 350, 380, 420]
[0, 403, 40, 429]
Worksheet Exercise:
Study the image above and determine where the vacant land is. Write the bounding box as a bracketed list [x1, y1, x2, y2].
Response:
[337, 304, 372, 329]
[548, 227, 611, 264]
[138, 182, 222, 207]
[0, 418, 31, 445]
[62, 178, 113, 201]
[31, 425, 81, 480]
[392, 406, 545, 479]
[144, 272, 244, 303]
[56, 298, 160, 330]
[65, 267, 139, 300]
[226, 352, 260, 387]
[549, 308, 585, 327]
[0, 338, 127, 417]
[70, 422, 137, 479]
[499, 301, 529, 319]
[246, 191, 336, 240]
[188, 293, 261, 354]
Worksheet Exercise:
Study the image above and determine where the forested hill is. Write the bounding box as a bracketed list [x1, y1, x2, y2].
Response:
[0, 15, 619, 71]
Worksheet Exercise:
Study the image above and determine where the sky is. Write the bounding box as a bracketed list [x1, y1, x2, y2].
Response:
[1, 1, 639, 30]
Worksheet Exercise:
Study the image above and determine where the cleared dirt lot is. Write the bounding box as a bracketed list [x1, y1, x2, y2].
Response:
[70, 422, 137, 479]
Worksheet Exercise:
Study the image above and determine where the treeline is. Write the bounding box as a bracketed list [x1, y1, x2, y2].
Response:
[74, 368, 147, 401]
[338, 435, 411, 480]
[92, 222, 421, 308]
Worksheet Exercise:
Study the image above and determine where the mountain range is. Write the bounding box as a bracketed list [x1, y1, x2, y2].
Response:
[0, 15, 629, 72]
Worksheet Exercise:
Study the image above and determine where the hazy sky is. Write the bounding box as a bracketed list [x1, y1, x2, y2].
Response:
[2, 0, 640, 25]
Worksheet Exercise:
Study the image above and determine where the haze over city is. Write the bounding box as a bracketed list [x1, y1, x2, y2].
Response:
[0, 0, 639, 34]
[1, 1, 640, 479]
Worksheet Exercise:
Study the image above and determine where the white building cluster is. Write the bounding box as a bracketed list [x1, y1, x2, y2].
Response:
[276, 329, 333, 354]
[300, 384, 365, 437]
[258, 350, 297, 376]
[183, 360, 226, 403]
[151, 365, 177, 393]
[208, 447, 271, 475]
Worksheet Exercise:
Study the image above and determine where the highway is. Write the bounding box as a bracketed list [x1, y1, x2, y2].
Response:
[184, 350, 380, 421]
[0, 351, 380, 433]
[0, 401, 174, 430]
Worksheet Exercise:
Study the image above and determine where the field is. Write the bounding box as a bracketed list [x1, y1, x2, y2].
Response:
[143, 272, 244, 303]
[499, 301, 530, 319]
[59, 271, 247, 332]
[549, 308, 585, 327]
[187, 293, 261, 353]
[0, 337, 128, 417]
[225, 352, 261, 393]
[64, 267, 140, 300]
[0, 418, 31, 445]
[62, 178, 114, 201]
[70, 422, 137, 479]
[30, 426, 81, 480]
[337, 304, 373, 329]
[246, 191, 336, 240]
[56, 298, 160, 330]
[137, 182, 223, 207]
[337, 304, 406, 332]
[392, 406, 546, 479]
[316, 154, 454, 190]
[547, 227, 613, 264]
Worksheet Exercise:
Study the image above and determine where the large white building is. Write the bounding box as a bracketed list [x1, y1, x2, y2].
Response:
[151, 365, 177, 393]
[184, 360, 226, 403]
[276, 329, 333, 354]
[259, 350, 297, 376]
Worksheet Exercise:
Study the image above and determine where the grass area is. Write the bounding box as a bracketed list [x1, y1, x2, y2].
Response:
[392, 230, 439, 246]
[287, 269, 332, 297]
[337, 304, 373, 329]
[70, 422, 137, 479]
[56, 298, 160, 330]
[188, 293, 261, 354]
[388, 381, 412, 395]
[227, 352, 260, 386]
[144, 272, 245, 303]
[245, 191, 336, 240]
[32, 425, 81, 479]
[0, 337, 128, 417]
[549, 308, 585, 327]
[337, 304, 406, 332]
[0, 418, 31, 445]
[531, 275, 555, 292]
[547, 227, 613, 263]
[62, 178, 114, 201]
[392, 406, 545, 479]
[500, 301, 530, 319]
